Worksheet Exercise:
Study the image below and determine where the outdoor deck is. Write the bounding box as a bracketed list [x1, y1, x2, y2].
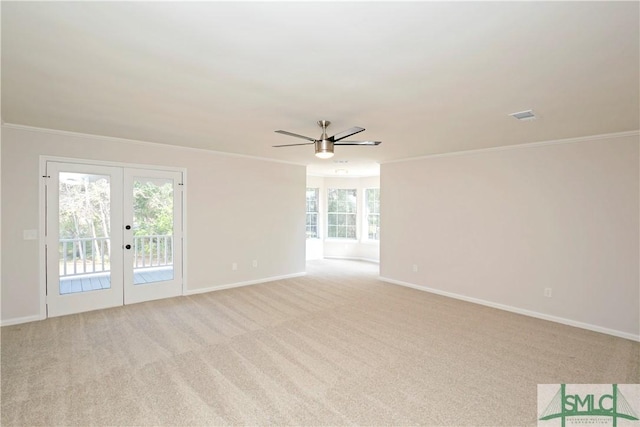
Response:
[59, 266, 174, 294]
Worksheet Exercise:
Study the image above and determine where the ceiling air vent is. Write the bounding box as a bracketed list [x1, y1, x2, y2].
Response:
[509, 109, 536, 121]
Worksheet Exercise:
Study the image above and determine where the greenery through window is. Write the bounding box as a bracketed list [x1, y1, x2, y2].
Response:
[327, 188, 357, 239]
[58, 173, 112, 274]
[365, 188, 380, 240]
[133, 179, 174, 236]
[306, 188, 319, 239]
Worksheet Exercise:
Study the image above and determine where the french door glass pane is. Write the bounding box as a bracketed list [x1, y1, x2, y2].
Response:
[58, 172, 112, 295]
[132, 177, 174, 285]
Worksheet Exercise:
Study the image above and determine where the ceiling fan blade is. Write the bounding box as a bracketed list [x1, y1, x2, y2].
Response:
[329, 126, 365, 142]
[334, 140, 382, 146]
[275, 130, 317, 142]
[272, 142, 315, 147]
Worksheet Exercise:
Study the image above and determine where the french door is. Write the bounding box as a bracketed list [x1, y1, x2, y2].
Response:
[45, 161, 183, 317]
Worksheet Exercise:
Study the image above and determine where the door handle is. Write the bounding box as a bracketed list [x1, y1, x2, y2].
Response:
[125, 244, 131, 250]
[125, 225, 131, 230]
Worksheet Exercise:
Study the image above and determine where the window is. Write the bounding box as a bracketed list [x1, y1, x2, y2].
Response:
[365, 188, 380, 240]
[305, 188, 319, 239]
[327, 188, 357, 239]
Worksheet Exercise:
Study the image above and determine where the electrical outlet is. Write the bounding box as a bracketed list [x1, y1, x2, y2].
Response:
[544, 288, 552, 298]
[252, 260, 258, 268]
[232, 262, 238, 271]
[412, 264, 418, 273]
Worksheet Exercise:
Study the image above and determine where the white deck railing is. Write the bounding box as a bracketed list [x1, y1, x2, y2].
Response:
[59, 235, 173, 277]
[133, 235, 174, 270]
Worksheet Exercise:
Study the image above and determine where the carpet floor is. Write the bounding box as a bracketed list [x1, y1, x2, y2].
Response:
[2, 259, 638, 426]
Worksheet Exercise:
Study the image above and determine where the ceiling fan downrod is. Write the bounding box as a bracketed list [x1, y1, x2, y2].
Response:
[316, 120, 334, 159]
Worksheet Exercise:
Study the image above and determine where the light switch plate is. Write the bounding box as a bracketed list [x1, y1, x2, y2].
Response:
[23, 229, 38, 240]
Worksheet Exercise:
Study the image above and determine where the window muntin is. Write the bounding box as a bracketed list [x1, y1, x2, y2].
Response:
[305, 188, 319, 239]
[327, 188, 357, 239]
[365, 188, 380, 241]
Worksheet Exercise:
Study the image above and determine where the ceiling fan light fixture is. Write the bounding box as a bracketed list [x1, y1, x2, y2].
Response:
[315, 150, 334, 159]
[315, 139, 334, 159]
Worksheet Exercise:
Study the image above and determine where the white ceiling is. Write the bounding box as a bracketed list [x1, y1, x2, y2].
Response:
[2, 1, 639, 176]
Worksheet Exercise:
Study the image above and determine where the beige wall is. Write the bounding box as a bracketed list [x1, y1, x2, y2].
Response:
[1, 125, 306, 323]
[380, 133, 639, 339]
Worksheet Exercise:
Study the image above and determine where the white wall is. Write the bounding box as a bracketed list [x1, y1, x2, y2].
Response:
[306, 175, 380, 262]
[1, 125, 307, 324]
[380, 133, 639, 340]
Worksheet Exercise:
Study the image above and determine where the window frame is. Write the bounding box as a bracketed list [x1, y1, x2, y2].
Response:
[326, 188, 358, 240]
[363, 188, 380, 242]
[305, 187, 320, 239]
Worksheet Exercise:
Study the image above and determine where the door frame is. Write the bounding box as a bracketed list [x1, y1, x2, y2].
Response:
[39, 155, 187, 319]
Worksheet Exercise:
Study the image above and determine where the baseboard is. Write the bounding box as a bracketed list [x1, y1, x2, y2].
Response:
[1, 314, 46, 327]
[184, 272, 307, 296]
[2, 273, 307, 325]
[379, 276, 640, 342]
[324, 256, 380, 264]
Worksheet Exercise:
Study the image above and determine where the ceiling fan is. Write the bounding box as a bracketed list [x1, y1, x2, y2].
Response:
[273, 120, 381, 159]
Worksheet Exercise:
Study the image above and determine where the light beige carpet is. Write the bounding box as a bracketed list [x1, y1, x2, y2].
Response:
[2, 259, 638, 426]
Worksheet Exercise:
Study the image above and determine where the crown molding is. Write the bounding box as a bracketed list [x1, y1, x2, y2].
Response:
[382, 130, 640, 165]
[1, 122, 307, 167]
